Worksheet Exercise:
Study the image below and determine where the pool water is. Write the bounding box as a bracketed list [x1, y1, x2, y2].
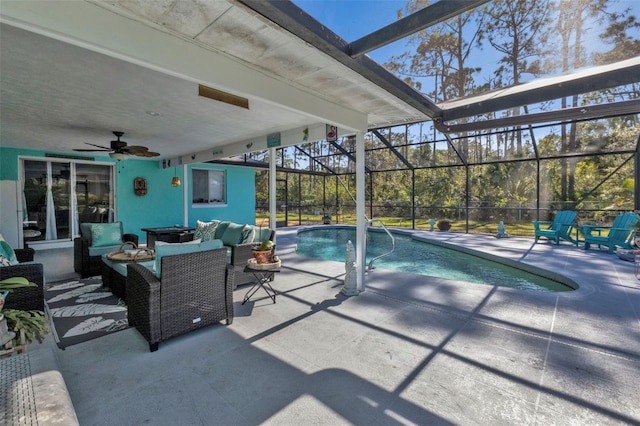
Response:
[296, 227, 573, 292]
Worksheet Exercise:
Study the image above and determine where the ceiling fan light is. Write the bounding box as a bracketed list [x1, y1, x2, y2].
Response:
[109, 152, 129, 161]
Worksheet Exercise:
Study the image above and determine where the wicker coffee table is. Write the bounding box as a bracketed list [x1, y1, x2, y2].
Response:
[103, 247, 155, 300]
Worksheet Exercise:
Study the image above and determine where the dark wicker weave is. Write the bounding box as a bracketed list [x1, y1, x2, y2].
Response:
[1, 247, 44, 311]
[126, 247, 233, 352]
[100, 260, 127, 300]
[74, 231, 138, 278]
[15, 248, 35, 263]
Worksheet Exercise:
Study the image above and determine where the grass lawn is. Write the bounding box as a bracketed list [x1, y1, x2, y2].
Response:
[257, 213, 537, 237]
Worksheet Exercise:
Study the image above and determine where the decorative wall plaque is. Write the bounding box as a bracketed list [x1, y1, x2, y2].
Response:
[134, 177, 147, 196]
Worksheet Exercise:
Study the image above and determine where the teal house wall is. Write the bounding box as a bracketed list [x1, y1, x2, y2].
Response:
[186, 163, 256, 227]
[0, 147, 256, 244]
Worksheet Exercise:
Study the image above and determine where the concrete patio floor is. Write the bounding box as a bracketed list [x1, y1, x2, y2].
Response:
[36, 227, 640, 424]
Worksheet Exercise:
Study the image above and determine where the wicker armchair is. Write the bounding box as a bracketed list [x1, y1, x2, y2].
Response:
[0, 248, 44, 312]
[126, 247, 233, 352]
[74, 222, 138, 278]
[228, 228, 276, 289]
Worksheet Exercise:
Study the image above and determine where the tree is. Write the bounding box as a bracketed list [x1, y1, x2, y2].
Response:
[486, 0, 551, 155]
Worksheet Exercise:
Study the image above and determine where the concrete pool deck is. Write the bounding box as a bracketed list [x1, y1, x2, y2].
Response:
[35, 227, 640, 424]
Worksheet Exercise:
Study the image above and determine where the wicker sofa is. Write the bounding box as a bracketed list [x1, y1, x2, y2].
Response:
[74, 222, 138, 278]
[0, 247, 45, 312]
[189, 221, 275, 289]
[126, 246, 233, 352]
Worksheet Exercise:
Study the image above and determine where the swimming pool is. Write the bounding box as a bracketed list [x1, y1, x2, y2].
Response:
[296, 227, 574, 292]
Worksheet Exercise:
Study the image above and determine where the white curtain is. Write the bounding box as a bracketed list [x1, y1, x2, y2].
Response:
[45, 162, 58, 240]
[70, 163, 79, 235]
[21, 179, 28, 222]
[108, 169, 114, 222]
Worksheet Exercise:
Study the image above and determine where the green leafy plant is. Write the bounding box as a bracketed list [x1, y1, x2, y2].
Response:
[0, 277, 48, 345]
[2, 309, 48, 344]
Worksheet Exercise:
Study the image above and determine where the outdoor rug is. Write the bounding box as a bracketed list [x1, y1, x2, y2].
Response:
[45, 276, 129, 349]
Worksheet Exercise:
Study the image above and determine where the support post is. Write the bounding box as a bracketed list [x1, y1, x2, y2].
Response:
[269, 148, 277, 236]
[356, 131, 366, 293]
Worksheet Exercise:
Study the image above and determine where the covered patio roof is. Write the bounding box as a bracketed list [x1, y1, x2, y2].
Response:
[2, 0, 638, 166]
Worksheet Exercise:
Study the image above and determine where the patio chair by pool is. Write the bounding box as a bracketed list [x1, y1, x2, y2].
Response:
[533, 210, 578, 245]
[582, 212, 639, 253]
[126, 247, 232, 352]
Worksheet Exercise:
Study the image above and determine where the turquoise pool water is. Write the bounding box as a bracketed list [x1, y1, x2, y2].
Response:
[296, 227, 573, 292]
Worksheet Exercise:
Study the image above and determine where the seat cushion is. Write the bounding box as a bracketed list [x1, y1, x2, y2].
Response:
[153, 239, 222, 278]
[90, 222, 123, 247]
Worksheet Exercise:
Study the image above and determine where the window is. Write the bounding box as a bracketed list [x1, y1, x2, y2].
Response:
[192, 169, 226, 205]
[22, 159, 114, 244]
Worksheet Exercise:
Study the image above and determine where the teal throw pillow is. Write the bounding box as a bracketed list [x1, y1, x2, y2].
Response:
[240, 224, 255, 244]
[90, 222, 122, 247]
[0, 254, 11, 267]
[220, 222, 247, 245]
[254, 227, 272, 243]
[0, 241, 19, 265]
[193, 220, 219, 242]
[214, 221, 230, 239]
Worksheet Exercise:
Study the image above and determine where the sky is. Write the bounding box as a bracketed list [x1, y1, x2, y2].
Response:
[292, 0, 640, 91]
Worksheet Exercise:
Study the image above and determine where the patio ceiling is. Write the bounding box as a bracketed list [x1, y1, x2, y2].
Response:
[0, 0, 429, 167]
[1, 0, 639, 168]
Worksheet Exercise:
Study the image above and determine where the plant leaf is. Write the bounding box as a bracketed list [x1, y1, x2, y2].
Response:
[49, 303, 126, 317]
[47, 284, 101, 303]
[63, 316, 115, 337]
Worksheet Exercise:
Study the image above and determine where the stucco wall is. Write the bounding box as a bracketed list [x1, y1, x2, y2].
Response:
[0, 147, 256, 246]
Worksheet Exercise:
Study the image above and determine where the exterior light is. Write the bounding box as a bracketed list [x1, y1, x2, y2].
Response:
[171, 168, 181, 187]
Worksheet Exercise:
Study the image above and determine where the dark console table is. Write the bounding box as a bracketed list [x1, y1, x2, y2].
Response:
[141, 226, 195, 248]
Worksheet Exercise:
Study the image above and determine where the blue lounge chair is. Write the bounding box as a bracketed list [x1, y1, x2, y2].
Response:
[533, 210, 578, 245]
[582, 212, 639, 253]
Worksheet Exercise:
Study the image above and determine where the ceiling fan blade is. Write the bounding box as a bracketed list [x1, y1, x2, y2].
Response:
[73, 148, 110, 152]
[125, 146, 160, 157]
[137, 151, 160, 157]
[123, 145, 149, 155]
[85, 142, 112, 150]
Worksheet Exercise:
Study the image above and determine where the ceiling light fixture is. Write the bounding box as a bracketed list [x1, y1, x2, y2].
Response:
[109, 152, 129, 161]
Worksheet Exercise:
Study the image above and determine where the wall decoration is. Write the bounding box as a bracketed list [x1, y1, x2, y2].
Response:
[267, 132, 281, 148]
[134, 177, 147, 196]
[326, 125, 337, 142]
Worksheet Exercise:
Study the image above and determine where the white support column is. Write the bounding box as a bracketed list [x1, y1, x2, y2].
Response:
[269, 148, 277, 239]
[355, 131, 366, 293]
[182, 164, 189, 226]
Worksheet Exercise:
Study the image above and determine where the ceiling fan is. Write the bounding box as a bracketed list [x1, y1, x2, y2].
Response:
[73, 131, 160, 160]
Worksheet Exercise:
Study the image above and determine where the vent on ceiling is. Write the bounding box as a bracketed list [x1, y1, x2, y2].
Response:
[198, 84, 249, 109]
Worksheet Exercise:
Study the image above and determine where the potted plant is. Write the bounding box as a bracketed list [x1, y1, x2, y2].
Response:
[252, 240, 275, 264]
[437, 220, 451, 231]
[0, 277, 48, 352]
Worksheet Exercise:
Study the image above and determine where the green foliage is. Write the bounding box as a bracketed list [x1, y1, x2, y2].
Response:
[3, 309, 48, 345]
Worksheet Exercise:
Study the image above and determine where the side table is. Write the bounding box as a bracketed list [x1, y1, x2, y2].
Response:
[242, 265, 280, 305]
